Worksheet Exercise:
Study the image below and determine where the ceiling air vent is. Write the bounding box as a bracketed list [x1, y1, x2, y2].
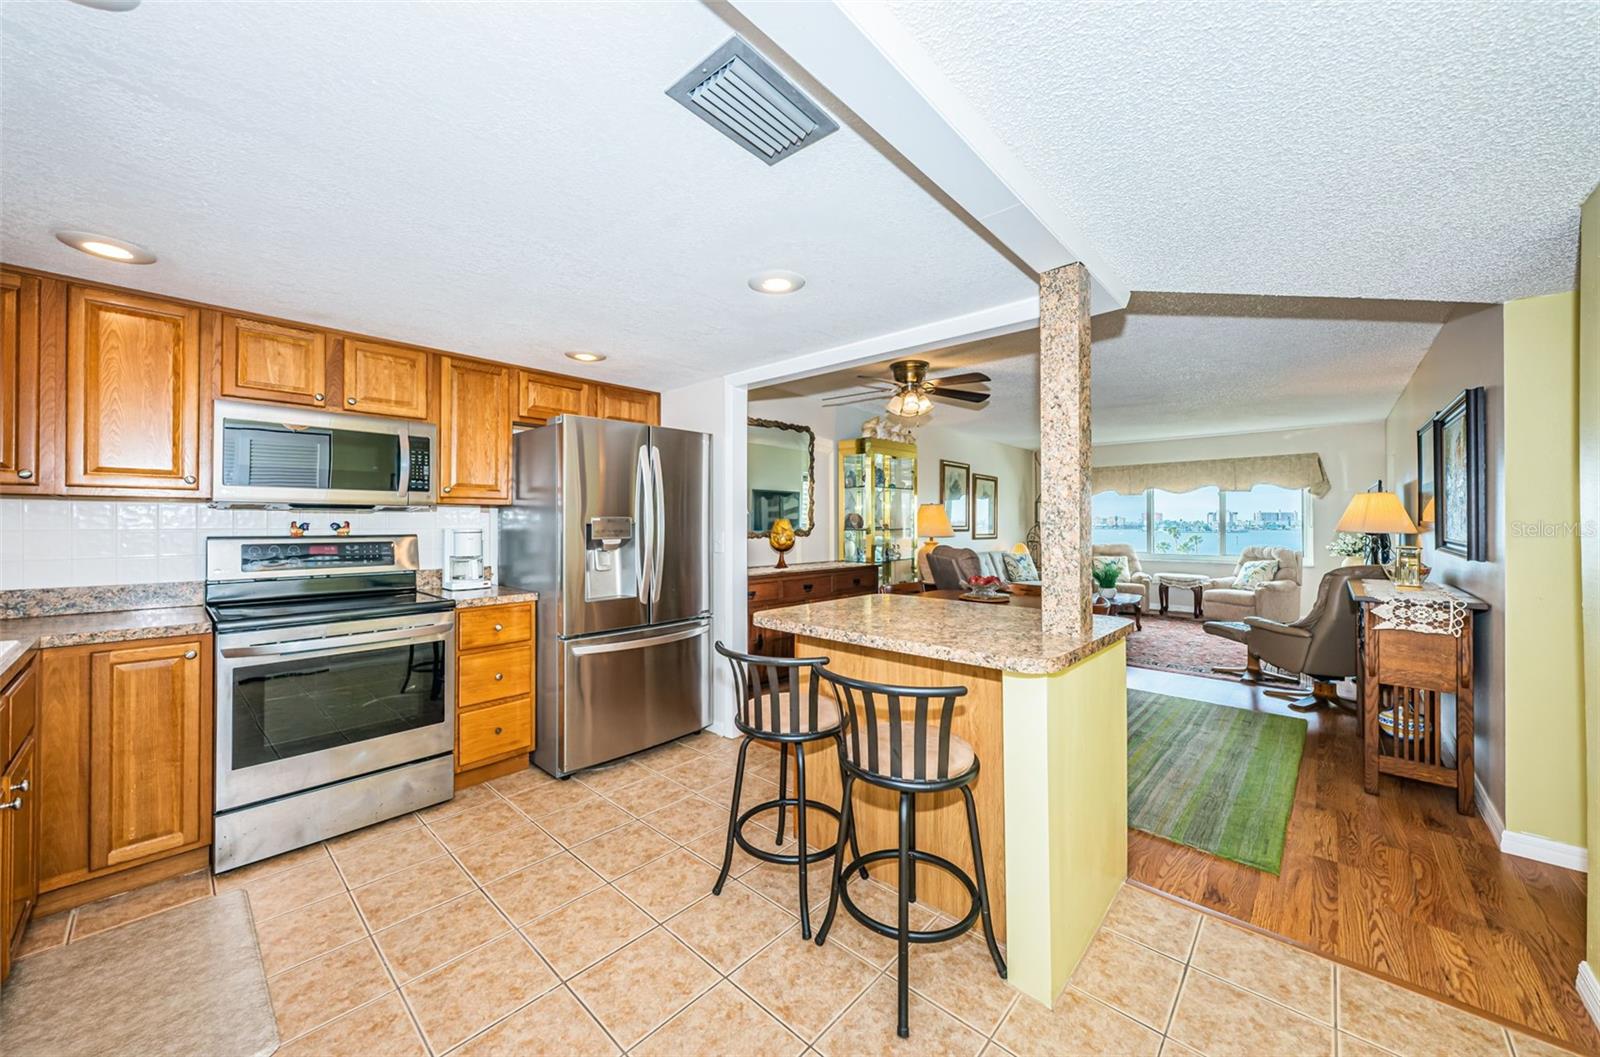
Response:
[666, 37, 838, 165]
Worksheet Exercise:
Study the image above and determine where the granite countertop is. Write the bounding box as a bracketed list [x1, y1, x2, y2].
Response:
[440, 584, 540, 608]
[0, 606, 216, 681]
[753, 593, 1133, 675]
[748, 561, 879, 579]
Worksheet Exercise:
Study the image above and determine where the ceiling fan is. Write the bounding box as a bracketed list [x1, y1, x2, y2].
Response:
[820, 359, 991, 419]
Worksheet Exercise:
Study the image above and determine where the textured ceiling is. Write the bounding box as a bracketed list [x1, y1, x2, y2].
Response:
[0, 2, 1032, 390]
[767, 294, 1456, 447]
[887, 0, 1600, 302]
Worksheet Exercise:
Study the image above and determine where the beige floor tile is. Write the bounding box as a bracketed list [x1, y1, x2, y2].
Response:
[16, 911, 70, 957]
[684, 731, 742, 758]
[980, 1044, 1018, 1057]
[1100, 884, 1201, 960]
[1340, 1034, 1403, 1057]
[901, 932, 1017, 1036]
[450, 817, 562, 884]
[731, 924, 879, 1043]
[536, 797, 634, 846]
[740, 857, 837, 918]
[485, 763, 556, 798]
[424, 799, 530, 851]
[274, 993, 427, 1057]
[569, 819, 677, 880]
[236, 855, 347, 922]
[1507, 1031, 1583, 1057]
[522, 885, 654, 978]
[483, 850, 605, 925]
[1068, 927, 1186, 1031]
[661, 752, 741, 791]
[612, 847, 719, 921]
[816, 976, 988, 1057]
[254, 891, 367, 975]
[570, 928, 720, 1048]
[401, 932, 559, 1054]
[375, 890, 513, 982]
[632, 979, 806, 1057]
[351, 854, 474, 931]
[639, 794, 734, 844]
[329, 823, 447, 887]
[325, 812, 423, 850]
[214, 842, 332, 891]
[502, 776, 599, 818]
[267, 937, 394, 1042]
[417, 781, 501, 822]
[1160, 1040, 1207, 1057]
[1191, 917, 1335, 1025]
[684, 818, 780, 878]
[995, 988, 1163, 1057]
[1168, 970, 1333, 1056]
[820, 876, 939, 972]
[1337, 968, 1512, 1057]
[70, 869, 213, 938]
[574, 758, 656, 796]
[601, 771, 696, 816]
[637, 739, 710, 773]
[450, 986, 620, 1056]
[702, 773, 782, 817]
[666, 881, 796, 973]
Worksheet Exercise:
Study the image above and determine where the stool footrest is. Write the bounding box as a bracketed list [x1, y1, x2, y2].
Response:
[835, 849, 980, 944]
[733, 798, 841, 867]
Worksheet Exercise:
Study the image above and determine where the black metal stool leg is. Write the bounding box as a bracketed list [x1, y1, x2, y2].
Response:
[712, 736, 752, 896]
[896, 790, 912, 1038]
[962, 784, 1006, 978]
[775, 742, 788, 845]
[794, 743, 812, 938]
[906, 801, 917, 904]
[835, 737, 869, 880]
[815, 772, 854, 946]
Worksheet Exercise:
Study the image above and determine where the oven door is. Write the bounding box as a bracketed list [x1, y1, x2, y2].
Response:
[215, 613, 455, 811]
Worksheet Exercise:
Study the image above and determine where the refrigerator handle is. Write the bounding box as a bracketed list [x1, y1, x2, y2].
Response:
[636, 444, 653, 605]
[650, 444, 665, 604]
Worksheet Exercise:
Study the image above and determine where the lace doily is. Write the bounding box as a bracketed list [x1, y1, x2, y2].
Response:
[1364, 580, 1469, 637]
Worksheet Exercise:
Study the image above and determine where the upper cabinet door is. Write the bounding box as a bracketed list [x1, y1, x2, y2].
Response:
[221, 315, 328, 407]
[516, 369, 591, 423]
[594, 384, 659, 425]
[439, 357, 510, 503]
[66, 286, 203, 493]
[341, 338, 430, 419]
[0, 271, 42, 489]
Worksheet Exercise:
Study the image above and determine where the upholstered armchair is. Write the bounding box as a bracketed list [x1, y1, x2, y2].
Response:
[1090, 543, 1153, 607]
[1244, 564, 1383, 710]
[1201, 546, 1302, 623]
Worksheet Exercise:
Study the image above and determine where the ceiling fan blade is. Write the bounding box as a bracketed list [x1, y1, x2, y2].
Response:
[930, 388, 990, 404]
[820, 392, 893, 407]
[928, 372, 990, 386]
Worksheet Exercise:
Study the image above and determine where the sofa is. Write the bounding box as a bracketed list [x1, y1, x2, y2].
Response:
[1201, 546, 1302, 623]
[1090, 543, 1152, 607]
[926, 545, 1042, 591]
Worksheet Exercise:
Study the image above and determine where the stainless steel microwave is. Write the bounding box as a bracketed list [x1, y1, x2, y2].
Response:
[212, 398, 437, 507]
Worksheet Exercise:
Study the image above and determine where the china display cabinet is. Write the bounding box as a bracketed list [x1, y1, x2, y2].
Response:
[838, 438, 918, 584]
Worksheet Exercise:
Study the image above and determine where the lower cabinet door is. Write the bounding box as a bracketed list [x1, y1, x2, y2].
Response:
[1, 737, 37, 978]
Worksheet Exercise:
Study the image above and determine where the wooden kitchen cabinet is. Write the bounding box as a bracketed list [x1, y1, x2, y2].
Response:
[516, 369, 591, 423]
[454, 602, 536, 786]
[1, 270, 47, 491]
[1, 656, 40, 983]
[593, 383, 659, 425]
[65, 285, 205, 494]
[438, 356, 511, 504]
[341, 337, 430, 419]
[221, 315, 329, 407]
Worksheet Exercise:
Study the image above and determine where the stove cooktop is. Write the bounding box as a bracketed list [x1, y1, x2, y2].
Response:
[207, 590, 455, 633]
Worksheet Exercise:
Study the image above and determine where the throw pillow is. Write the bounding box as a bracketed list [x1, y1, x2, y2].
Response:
[1234, 559, 1279, 589]
[1003, 550, 1040, 582]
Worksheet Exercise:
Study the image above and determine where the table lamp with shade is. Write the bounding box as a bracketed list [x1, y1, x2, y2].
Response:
[1336, 491, 1419, 575]
[915, 502, 954, 582]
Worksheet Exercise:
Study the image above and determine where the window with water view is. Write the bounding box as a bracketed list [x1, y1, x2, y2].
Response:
[1091, 484, 1306, 557]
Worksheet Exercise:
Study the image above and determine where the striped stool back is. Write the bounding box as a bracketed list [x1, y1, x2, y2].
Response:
[714, 641, 836, 736]
[817, 667, 974, 785]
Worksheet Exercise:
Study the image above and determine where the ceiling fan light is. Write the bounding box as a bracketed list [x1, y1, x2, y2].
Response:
[886, 392, 906, 416]
[911, 392, 933, 416]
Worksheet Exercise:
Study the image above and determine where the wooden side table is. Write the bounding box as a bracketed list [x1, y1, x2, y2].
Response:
[1156, 574, 1207, 618]
[1348, 578, 1489, 814]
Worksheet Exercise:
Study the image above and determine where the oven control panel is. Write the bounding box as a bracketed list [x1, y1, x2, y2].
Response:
[239, 539, 395, 572]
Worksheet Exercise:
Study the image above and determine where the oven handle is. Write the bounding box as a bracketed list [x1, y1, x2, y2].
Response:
[220, 620, 451, 659]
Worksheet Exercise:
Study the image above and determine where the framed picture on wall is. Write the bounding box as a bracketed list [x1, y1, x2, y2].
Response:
[1415, 419, 1435, 532]
[940, 460, 970, 531]
[1433, 386, 1487, 560]
[972, 474, 998, 539]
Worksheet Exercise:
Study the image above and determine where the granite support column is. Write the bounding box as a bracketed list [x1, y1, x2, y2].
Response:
[1038, 263, 1093, 639]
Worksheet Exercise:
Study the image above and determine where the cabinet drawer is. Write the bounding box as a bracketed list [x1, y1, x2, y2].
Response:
[458, 644, 532, 708]
[832, 570, 876, 595]
[459, 605, 532, 651]
[458, 697, 531, 770]
[747, 580, 782, 605]
[781, 577, 832, 603]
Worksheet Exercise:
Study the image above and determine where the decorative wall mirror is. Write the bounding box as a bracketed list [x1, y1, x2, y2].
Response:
[747, 418, 815, 537]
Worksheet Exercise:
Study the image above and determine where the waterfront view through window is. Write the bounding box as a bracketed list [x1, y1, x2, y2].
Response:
[1092, 483, 1306, 557]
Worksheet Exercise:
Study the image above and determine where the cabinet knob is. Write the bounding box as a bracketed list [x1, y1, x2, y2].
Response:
[16, 469, 32, 480]
[442, 486, 452, 495]
[347, 397, 358, 406]
[0, 797, 19, 811]
[314, 392, 325, 402]
[494, 726, 504, 735]
[6, 778, 28, 795]
[494, 672, 504, 681]
[493, 623, 503, 632]
[184, 650, 197, 659]
[183, 474, 196, 484]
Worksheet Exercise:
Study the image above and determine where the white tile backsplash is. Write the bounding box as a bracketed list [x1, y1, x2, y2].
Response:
[0, 498, 500, 589]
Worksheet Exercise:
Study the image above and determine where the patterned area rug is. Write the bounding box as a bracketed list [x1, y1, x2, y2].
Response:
[1128, 690, 1307, 873]
[1125, 612, 1249, 680]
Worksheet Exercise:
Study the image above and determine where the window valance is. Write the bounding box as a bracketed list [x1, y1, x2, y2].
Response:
[1091, 453, 1331, 498]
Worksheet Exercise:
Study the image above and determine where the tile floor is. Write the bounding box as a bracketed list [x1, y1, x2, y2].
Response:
[16, 731, 1583, 1057]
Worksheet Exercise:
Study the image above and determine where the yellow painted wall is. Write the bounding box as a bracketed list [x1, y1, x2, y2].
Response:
[1502, 292, 1587, 847]
[1577, 183, 1599, 967]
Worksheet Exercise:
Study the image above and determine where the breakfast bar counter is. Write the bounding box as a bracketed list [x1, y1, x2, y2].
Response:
[755, 592, 1133, 1005]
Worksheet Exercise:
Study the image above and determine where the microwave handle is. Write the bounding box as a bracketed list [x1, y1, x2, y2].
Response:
[397, 433, 412, 500]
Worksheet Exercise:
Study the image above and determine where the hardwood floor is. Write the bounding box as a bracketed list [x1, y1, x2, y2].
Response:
[1127, 666, 1598, 1054]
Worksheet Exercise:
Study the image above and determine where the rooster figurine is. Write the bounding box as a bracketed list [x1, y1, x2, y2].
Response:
[330, 521, 352, 536]
[287, 520, 310, 537]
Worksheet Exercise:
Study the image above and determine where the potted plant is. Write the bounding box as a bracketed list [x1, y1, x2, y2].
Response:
[1092, 559, 1122, 600]
[1327, 532, 1369, 568]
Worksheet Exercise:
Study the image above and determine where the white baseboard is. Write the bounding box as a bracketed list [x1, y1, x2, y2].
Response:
[1475, 776, 1589, 872]
[1577, 963, 1600, 1032]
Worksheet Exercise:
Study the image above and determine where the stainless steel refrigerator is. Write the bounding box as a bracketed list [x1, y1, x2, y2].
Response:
[500, 416, 711, 777]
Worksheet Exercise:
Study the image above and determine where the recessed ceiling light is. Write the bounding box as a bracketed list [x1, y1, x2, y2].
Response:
[564, 351, 606, 363]
[748, 270, 805, 295]
[55, 230, 156, 264]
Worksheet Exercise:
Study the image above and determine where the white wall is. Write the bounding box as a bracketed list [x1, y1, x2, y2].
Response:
[0, 497, 498, 589]
[1092, 421, 1387, 614]
[910, 424, 1038, 552]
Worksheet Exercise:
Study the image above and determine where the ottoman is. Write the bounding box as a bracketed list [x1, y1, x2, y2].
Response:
[1201, 620, 1301, 685]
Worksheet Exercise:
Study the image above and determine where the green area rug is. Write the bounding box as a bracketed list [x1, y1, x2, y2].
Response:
[1127, 690, 1306, 874]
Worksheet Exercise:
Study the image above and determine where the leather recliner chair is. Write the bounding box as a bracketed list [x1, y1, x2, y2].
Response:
[1241, 564, 1384, 711]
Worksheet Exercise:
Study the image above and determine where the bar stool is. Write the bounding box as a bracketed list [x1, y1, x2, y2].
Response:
[815, 666, 1006, 1038]
[711, 642, 864, 939]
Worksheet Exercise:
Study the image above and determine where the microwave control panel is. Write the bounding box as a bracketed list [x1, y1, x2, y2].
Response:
[408, 437, 432, 492]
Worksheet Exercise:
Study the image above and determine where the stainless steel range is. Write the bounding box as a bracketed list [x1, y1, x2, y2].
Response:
[206, 534, 456, 872]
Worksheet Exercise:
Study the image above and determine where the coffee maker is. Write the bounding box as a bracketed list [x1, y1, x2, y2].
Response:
[441, 528, 490, 591]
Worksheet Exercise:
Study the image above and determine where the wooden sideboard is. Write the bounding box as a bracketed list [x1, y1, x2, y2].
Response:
[746, 564, 878, 661]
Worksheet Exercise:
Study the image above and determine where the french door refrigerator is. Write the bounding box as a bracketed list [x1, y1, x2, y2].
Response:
[501, 416, 711, 777]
